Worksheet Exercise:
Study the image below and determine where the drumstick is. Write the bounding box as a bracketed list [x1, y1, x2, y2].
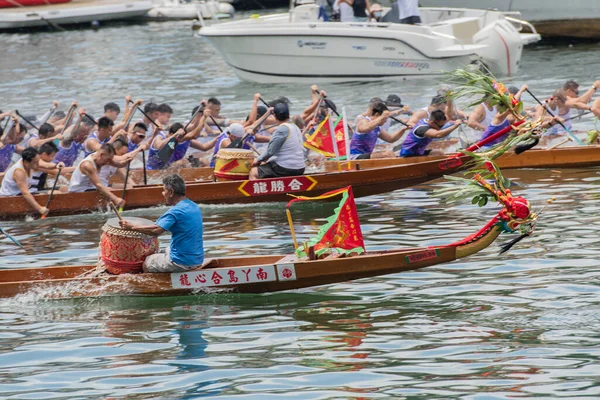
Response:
[109, 201, 123, 221]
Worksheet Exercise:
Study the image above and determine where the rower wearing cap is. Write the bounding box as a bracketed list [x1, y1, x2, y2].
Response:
[249, 103, 306, 180]
[209, 123, 246, 168]
[408, 95, 449, 126]
[349, 101, 410, 159]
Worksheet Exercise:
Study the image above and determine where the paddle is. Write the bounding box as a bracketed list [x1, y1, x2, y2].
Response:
[84, 113, 98, 126]
[119, 162, 131, 212]
[141, 149, 147, 185]
[58, 103, 77, 136]
[258, 97, 270, 108]
[0, 227, 24, 250]
[526, 88, 584, 146]
[157, 135, 178, 164]
[109, 201, 123, 221]
[40, 167, 62, 219]
[15, 111, 39, 131]
[136, 107, 161, 129]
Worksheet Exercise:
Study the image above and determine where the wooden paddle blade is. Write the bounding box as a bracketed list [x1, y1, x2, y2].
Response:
[227, 137, 244, 149]
[158, 138, 177, 164]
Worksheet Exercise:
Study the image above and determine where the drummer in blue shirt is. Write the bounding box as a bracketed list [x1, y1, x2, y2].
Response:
[119, 174, 204, 273]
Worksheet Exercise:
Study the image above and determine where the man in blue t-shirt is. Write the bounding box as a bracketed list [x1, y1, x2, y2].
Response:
[119, 174, 204, 273]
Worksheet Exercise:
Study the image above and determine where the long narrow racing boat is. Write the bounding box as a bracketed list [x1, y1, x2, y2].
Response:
[0, 170, 538, 299]
[323, 145, 600, 172]
[0, 154, 473, 220]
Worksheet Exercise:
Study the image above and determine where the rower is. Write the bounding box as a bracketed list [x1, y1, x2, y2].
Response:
[0, 119, 27, 172]
[118, 174, 204, 273]
[477, 85, 528, 147]
[30, 142, 71, 194]
[138, 102, 160, 138]
[249, 103, 306, 180]
[68, 143, 127, 209]
[97, 138, 140, 188]
[0, 147, 49, 216]
[54, 115, 95, 167]
[26, 122, 61, 149]
[127, 122, 147, 152]
[209, 123, 245, 168]
[83, 116, 113, 157]
[103, 102, 120, 122]
[399, 110, 462, 157]
[408, 95, 448, 126]
[349, 101, 410, 159]
[468, 98, 498, 131]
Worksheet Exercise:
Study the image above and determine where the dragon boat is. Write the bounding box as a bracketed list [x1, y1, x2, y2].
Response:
[323, 144, 600, 172]
[0, 153, 475, 220]
[0, 164, 541, 299]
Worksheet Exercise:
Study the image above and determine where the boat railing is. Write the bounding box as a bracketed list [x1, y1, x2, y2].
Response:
[505, 15, 539, 35]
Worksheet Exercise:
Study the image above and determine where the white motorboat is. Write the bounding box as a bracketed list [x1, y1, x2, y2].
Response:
[147, 0, 234, 20]
[198, 5, 540, 83]
[0, 0, 153, 30]
[418, 0, 600, 39]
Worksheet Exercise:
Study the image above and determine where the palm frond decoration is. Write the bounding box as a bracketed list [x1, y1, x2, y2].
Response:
[445, 67, 524, 119]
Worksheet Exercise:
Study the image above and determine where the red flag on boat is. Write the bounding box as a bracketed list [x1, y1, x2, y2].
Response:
[287, 186, 364, 258]
[303, 114, 347, 157]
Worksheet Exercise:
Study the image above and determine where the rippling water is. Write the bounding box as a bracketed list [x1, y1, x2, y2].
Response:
[1, 16, 600, 399]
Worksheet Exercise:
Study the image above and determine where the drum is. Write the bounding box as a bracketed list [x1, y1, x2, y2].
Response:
[100, 217, 159, 275]
[214, 148, 254, 181]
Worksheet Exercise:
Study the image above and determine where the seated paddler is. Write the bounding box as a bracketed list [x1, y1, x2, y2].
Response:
[119, 174, 204, 273]
[349, 101, 410, 159]
[399, 110, 462, 157]
[249, 103, 306, 180]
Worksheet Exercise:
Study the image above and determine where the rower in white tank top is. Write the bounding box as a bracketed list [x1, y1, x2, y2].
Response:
[98, 164, 118, 187]
[0, 160, 32, 196]
[482, 105, 498, 129]
[68, 154, 98, 192]
[545, 105, 572, 135]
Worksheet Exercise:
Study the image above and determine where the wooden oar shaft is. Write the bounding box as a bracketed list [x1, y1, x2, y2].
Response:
[119, 162, 131, 212]
[15, 110, 39, 131]
[41, 168, 62, 219]
[141, 149, 147, 186]
[109, 201, 123, 221]
[136, 107, 161, 128]
[526, 88, 583, 145]
[0, 227, 24, 250]
[208, 115, 225, 133]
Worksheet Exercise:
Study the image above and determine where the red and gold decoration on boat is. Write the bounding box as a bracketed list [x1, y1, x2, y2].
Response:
[100, 217, 159, 274]
[286, 186, 365, 259]
[438, 160, 551, 253]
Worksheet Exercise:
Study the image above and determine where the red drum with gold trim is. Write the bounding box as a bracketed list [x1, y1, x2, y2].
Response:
[100, 217, 159, 274]
[214, 148, 253, 181]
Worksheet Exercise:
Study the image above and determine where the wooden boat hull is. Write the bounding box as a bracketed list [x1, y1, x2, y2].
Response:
[323, 145, 600, 172]
[0, 226, 502, 299]
[0, 155, 471, 220]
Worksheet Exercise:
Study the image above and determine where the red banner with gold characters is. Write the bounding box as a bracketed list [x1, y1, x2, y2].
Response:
[303, 114, 347, 157]
[287, 186, 365, 258]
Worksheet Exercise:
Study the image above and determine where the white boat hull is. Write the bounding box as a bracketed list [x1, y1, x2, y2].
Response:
[205, 34, 476, 83]
[0, 0, 153, 29]
[148, 0, 234, 20]
[199, 7, 539, 83]
[418, 0, 600, 38]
